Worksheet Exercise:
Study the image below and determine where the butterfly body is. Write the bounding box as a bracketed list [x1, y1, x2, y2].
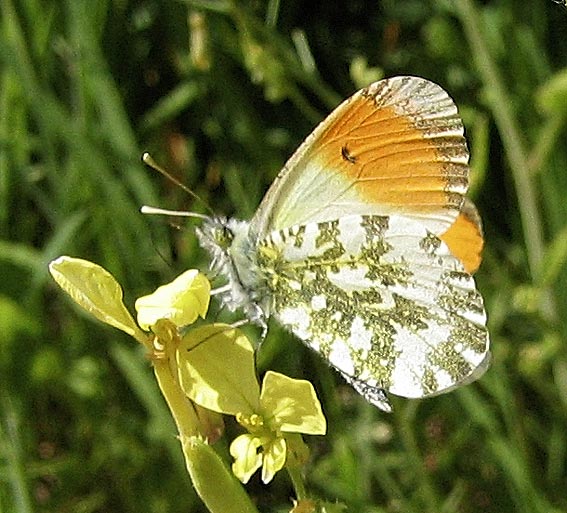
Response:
[197, 217, 268, 325]
[197, 76, 490, 411]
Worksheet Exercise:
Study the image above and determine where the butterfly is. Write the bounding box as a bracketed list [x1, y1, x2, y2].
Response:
[196, 76, 490, 412]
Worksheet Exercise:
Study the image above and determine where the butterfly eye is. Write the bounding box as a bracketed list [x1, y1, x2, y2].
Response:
[214, 225, 233, 248]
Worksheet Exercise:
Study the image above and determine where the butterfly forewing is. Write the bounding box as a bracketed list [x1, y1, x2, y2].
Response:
[256, 214, 489, 407]
[251, 76, 470, 242]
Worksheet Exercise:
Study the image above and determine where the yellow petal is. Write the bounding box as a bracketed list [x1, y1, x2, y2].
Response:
[135, 270, 210, 330]
[177, 324, 260, 416]
[260, 436, 286, 484]
[230, 434, 262, 484]
[48, 256, 144, 341]
[260, 371, 326, 435]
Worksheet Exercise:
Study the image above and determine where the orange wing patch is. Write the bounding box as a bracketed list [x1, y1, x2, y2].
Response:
[440, 199, 484, 274]
[308, 77, 469, 219]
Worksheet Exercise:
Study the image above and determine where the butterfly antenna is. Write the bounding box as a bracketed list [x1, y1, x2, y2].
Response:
[142, 152, 215, 217]
[140, 205, 212, 221]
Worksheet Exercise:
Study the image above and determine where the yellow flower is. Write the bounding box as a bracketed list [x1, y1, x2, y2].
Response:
[48, 257, 211, 344]
[49, 256, 261, 512]
[48, 256, 222, 439]
[230, 371, 326, 484]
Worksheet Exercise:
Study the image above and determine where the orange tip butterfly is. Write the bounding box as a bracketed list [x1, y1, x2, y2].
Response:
[153, 76, 491, 412]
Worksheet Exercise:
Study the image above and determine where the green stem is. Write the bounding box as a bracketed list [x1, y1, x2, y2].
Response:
[287, 465, 308, 501]
[455, 0, 556, 320]
[153, 358, 201, 438]
[0, 393, 34, 513]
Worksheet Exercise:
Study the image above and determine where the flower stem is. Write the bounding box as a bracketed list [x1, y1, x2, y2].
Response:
[153, 359, 201, 438]
[287, 465, 307, 501]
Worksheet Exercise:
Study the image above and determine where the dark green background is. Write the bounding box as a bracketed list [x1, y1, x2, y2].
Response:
[2, 1, 567, 512]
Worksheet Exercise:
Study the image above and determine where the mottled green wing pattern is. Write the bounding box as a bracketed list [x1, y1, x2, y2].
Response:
[256, 214, 489, 411]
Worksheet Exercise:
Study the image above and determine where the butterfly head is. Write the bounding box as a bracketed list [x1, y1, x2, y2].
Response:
[197, 217, 268, 326]
[196, 215, 234, 272]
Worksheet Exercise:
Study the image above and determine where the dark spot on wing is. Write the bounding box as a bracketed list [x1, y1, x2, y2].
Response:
[341, 145, 357, 164]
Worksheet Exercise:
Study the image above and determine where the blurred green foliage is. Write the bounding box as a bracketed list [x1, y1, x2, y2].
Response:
[1, 0, 567, 512]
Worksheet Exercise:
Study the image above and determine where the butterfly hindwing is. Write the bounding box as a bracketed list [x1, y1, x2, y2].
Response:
[256, 214, 489, 409]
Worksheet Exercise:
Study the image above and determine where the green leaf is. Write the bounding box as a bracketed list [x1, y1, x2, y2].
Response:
[135, 269, 210, 330]
[48, 256, 145, 341]
[177, 325, 260, 416]
[260, 371, 326, 435]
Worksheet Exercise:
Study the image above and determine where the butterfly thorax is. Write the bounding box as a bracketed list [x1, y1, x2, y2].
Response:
[196, 217, 269, 326]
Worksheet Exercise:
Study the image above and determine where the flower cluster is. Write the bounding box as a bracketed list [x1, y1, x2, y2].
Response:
[49, 256, 326, 488]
